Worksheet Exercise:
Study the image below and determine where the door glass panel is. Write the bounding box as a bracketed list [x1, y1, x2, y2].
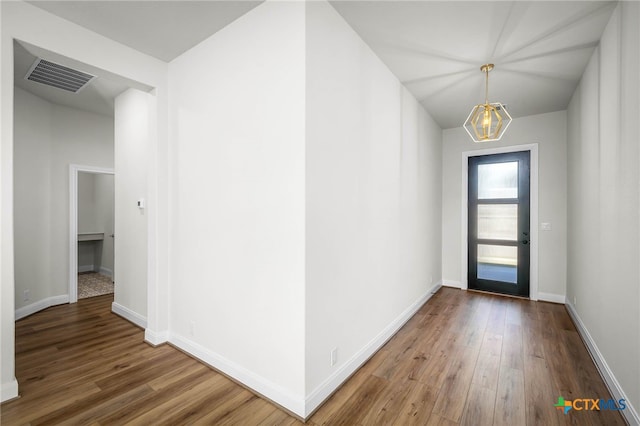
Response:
[478, 204, 518, 241]
[478, 162, 518, 199]
[477, 244, 517, 283]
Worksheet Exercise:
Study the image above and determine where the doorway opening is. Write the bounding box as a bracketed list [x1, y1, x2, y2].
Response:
[468, 151, 530, 297]
[69, 165, 115, 303]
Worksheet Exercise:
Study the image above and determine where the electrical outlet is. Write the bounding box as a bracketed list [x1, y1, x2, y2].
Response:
[430, 276, 433, 284]
[573, 296, 577, 307]
[23, 289, 30, 302]
[330, 348, 338, 366]
[189, 321, 195, 336]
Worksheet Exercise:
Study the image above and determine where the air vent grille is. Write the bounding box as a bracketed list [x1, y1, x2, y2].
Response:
[25, 59, 94, 93]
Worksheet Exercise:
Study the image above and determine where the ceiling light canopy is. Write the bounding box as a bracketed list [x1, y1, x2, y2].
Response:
[464, 64, 512, 143]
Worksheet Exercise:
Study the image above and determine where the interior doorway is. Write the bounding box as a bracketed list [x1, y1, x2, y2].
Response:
[468, 151, 530, 297]
[69, 165, 115, 303]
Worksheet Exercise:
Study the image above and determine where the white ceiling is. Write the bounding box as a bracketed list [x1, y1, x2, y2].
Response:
[18, 0, 262, 115]
[20, 1, 616, 127]
[331, 1, 616, 128]
[26, 1, 263, 62]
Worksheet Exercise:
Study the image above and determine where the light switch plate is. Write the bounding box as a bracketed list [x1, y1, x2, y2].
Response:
[541, 222, 552, 231]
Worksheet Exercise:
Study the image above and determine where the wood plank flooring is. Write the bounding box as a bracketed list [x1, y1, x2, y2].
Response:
[1, 288, 625, 425]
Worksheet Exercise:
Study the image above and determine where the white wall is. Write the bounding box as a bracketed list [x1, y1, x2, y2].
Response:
[78, 173, 97, 272]
[168, 2, 442, 416]
[2, 0, 168, 402]
[442, 111, 567, 301]
[305, 0, 442, 411]
[13, 87, 114, 311]
[49, 105, 114, 296]
[94, 174, 114, 275]
[13, 87, 52, 313]
[77, 172, 114, 275]
[167, 0, 306, 411]
[566, 3, 640, 420]
[114, 89, 150, 320]
[78, 172, 96, 233]
[78, 172, 97, 272]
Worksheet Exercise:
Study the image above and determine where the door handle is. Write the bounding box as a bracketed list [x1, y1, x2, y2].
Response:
[522, 239, 529, 245]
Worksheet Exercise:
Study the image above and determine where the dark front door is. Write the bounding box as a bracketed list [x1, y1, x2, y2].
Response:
[468, 151, 530, 297]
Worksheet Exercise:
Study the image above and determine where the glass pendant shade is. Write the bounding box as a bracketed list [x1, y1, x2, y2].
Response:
[463, 64, 512, 142]
[464, 102, 512, 142]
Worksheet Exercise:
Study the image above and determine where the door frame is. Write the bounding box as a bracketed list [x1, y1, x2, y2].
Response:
[69, 164, 115, 303]
[461, 144, 539, 300]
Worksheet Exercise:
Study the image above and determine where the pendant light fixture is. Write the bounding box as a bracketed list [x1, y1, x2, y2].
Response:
[463, 64, 512, 142]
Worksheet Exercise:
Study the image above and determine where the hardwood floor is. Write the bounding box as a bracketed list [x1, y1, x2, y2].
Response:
[1, 288, 625, 425]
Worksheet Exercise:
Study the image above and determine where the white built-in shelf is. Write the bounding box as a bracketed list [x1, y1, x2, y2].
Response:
[78, 232, 104, 242]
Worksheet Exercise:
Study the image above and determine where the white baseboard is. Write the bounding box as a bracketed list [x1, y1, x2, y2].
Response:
[1, 378, 19, 403]
[537, 292, 566, 304]
[111, 302, 147, 329]
[442, 279, 462, 288]
[169, 333, 305, 417]
[78, 266, 112, 276]
[166, 283, 442, 419]
[566, 301, 639, 425]
[78, 264, 95, 273]
[304, 282, 441, 418]
[145, 329, 169, 346]
[15, 295, 69, 320]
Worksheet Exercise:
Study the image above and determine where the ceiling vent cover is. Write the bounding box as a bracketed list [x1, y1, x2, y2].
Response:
[25, 58, 95, 93]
